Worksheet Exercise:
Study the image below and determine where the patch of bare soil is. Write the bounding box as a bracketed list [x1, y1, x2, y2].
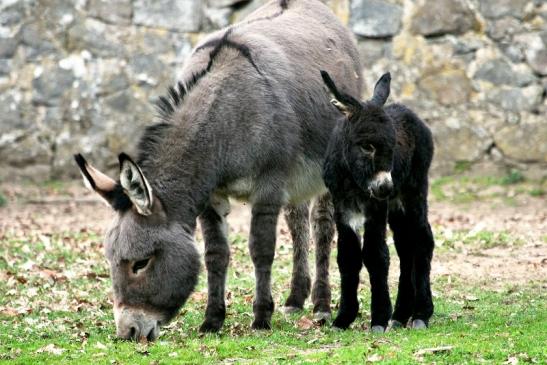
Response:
[1, 182, 545, 288]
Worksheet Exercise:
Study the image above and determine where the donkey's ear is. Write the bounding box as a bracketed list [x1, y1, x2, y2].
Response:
[320, 70, 361, 119]
[371, 72, 391, 106]
[74, 153, 131, 211]
[118, 153, 154, 216]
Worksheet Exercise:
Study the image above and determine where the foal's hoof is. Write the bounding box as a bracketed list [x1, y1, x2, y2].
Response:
[281, 306, 302, 314]
[410, 319, 427, 329]
[387, 319, 404, 331]
[199, 320, 223, 333]
[371, 325, 386, 334]
[251, 319, 272, 330]
[332, 316, 352, 330]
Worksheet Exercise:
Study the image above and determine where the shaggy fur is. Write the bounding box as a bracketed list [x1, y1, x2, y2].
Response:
[321, 71, 435, 331]
[75, 0, 362, 340]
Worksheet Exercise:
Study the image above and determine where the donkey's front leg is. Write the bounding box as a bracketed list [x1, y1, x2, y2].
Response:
[249, 201, 282, 329]
[198, 196, 231, 333]
[362, 201, 392, 333]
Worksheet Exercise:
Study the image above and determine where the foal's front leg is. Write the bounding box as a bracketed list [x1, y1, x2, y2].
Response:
[362, 201, 392, 332]
[332, 212, 362, 329]
[199, 196, 231, 333]
[249, 201, 282, 329]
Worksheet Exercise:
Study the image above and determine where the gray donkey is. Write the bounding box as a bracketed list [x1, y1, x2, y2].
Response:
[75, 0, 362, 341]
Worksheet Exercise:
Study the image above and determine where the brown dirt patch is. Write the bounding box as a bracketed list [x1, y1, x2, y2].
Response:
[1, 182, 545, 289]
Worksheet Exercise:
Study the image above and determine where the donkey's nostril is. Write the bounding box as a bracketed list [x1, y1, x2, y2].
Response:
[129, 326, 137, 340]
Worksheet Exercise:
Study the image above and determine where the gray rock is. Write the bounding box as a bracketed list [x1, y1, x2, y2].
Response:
[488, 85, 544, 112]
[474, 59, 535, 87]
[500, 43, 525, 63]
[0, 59, 10, 75]
[419, 69, 473, 105]
[486, 17, 524, 42]
[495, 123, 547, 162]
[208, 0, 249, 8]
[0, 0, 25, 26]
[357, 38, 392, 67]
[0, 92, 25, 135]
[98, 71, 129, 96]
[67, 19, 125, 58]
[87, 0, 132, 25]
[19, 23, 57, 60]
[411, 0, 478, 37]
[134, 0, 202, 32]
[431, 120, 492, 163]
[32, 66, 75, 106]
[479, 0, 529, 19]
[515, 32, 547, 76]
[128, 53, 171, 88]
[0, 37, 18, 58]
[204, 6, 233, 30]
[350, 0, 402, 38]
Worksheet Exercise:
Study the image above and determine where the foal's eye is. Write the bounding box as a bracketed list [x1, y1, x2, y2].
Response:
[132, 258, 150, 274]
[360, 144, 376, 156]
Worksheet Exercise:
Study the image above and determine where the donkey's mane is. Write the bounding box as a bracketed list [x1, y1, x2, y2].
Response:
[139, 0, 292, 164]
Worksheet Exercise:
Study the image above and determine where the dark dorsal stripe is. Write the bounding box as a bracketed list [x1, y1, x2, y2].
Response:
[144, 0, 291, 161]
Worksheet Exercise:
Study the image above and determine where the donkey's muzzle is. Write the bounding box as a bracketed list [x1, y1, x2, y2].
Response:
[114, 305, 162, 342]
[369, 171, 393, 200]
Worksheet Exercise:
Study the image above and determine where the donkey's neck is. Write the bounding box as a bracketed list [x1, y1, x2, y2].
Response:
[143, 134, 220, 230]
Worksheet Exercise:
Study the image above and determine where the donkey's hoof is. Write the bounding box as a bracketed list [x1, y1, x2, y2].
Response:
[371, 325, 386, 333]
[387, 319, 404, 331]
[251, 319, 272, 330]
[281, 306, 302, 314]
[410, 319, 427, 329]
[313, 311, 331, 322]
[199, 320, 223, 333]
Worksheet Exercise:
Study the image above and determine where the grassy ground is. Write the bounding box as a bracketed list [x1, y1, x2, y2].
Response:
[0, 177, 546, 364]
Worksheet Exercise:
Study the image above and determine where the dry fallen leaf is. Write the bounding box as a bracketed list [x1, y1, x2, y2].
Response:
[414, 345, 454, 357]
[366, 353, 383, 362]
[296, 316, 314, 330]
[36, 344, 65, 355]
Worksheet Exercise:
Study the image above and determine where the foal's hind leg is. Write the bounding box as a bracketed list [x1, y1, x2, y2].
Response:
[388, 203, 415, 329]
[405, 193, 435, 329]
[311, 193, 335, 320]
[283, 203, 312, 312]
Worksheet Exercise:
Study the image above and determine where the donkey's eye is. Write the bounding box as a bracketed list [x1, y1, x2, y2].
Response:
[132, 258, 150, 274]
[360, 144, 376, 156]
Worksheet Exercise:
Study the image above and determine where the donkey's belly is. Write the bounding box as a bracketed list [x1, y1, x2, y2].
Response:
[284, 157, 327, 205]
[216, 157, 327, 205]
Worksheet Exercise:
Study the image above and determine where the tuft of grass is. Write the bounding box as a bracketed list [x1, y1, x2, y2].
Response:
[0, 192, 6, 207]
[500, 170, 525, 185]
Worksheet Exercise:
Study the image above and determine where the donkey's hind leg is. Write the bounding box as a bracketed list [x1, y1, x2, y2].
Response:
[311, 193, 335, 320]
[282, 203, 312, 312]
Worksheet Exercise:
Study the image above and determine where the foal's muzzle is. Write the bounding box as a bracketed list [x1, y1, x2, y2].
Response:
[369, 171, 393, 200]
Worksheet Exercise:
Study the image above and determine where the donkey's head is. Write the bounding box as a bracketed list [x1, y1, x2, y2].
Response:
[321, 71, 395, 200]
[75, 153, 200, 341]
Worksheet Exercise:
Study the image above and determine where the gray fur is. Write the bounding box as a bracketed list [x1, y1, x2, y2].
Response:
[76, 0, 362, 338]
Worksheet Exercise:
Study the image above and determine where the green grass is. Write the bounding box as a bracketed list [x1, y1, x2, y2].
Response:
[430, 173, 545, 204]
[0, 192, 6, 207]
[1, 230, 545, 364]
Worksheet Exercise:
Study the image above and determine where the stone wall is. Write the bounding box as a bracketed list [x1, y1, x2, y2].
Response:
[0, 0, 546, 181]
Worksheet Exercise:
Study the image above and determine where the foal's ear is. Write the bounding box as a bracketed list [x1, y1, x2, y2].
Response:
[320, 70, 361, 119]
[371, 72, 391, 107]
[74, 153, 131, 211]
[118, 153, 154, 216]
